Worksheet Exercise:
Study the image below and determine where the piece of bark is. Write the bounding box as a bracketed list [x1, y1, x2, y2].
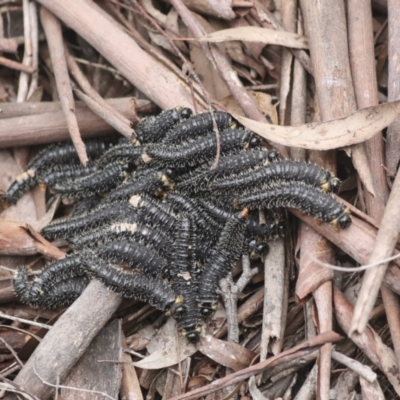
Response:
[35, 0, 197, 110]
[0, 98, 151, 119]
[61, 319, 122, 399]
[121, 336, 143, 400]
[0, 98, 138, 148]
[7, 280, 122, 400]
[182, 0, 236, 20]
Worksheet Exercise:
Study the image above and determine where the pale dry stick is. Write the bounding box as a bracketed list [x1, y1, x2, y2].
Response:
[360, 377, 385, 400]
[0, 56, 35, 74]
[35, 0, 198, 110]
[260, 238, 287, 360]
[0, 98, 139, 148]
[331, 350, 377, 383]
[0, 337, 23, 368]
[350, 168, 400, 336]
[169, 331, 342, 400]
[0, 311, 51, 330]
[27, 1, 39, 100]
[40, 7, 88, 166]
[386, 0, 400, 176]
[7, 280, 122, 400]
[17, 0, 33, 102]
[170, 0, 289, 158]
[293, 363, 317, 400]
[64, 48, 134, 130]
[121, 335, 143, 400]
[72, 88, 134, 139]
[0, 38, 18, 53]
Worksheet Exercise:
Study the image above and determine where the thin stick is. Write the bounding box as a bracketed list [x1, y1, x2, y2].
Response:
[27, 2, 40, 99]
[0, 311, 51, 330]
[40, 6, 88, 166]
[0, 56, 35, 74]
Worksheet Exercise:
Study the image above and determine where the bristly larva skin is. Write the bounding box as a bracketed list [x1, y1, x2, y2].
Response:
[71, 196, 102, 217]
[1, 169, 37, 206]
[136, 107, 193, 144]
[144, 128, 259, 169]
[234, 181, 351, 229]
[34, 277, 89, 309]
[13, 267, 31, 305]
[162, 111, 233, 144]
[95, 240, 169, 276]
[41, 202, 138, 240]
[95, 143, 144, 168]
[28, 254, 86, 306]
[38, 164, 98, 186]
[197, 209, 249, 317]
[50, 162, 130, 199]
[27, 139, 110, 171]
[81, 252, 186, 316]
[210, 160, 341, 194]
[174, 149, 278, 195]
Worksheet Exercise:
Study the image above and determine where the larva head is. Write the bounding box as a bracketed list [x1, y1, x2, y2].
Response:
[248, 135, 260, 149]
[331, 208, 352, 230]
[330, 177, 341, 194]
[268, 149, 280, 163]
[166, 295, 187, 318]
[159, 173, 174, 190]
[248, 240, 269, 260]
[181, 324, 202, 344]
[199, 301, 218, 318]
[179, 107, 193, 120]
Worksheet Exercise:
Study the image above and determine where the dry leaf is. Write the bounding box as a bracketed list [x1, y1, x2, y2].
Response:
[234, 100, 400, 150]
[197, 336, 256, 371]
[198, 26, 308, 49]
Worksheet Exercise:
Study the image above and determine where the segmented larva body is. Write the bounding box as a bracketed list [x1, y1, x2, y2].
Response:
[175, 149, 277, 195]
[170, 216, 202, 343]
[144, 128, 258, 169]
[28, 254, 85, 305]
[50, 162, 129, 199]
[13, 267, 31, 305]
[136, 107, 193, 144]
[234, 181, 351, 229]
[162, 111, 233, 144]
[34, 277, 90, 309]
[211, 160, 340, 194]
[71, 196, 102, 217]
[129, 195, 177, 234]
[101, 170, 171, 205]
[95, 143, 144, 168]
[96, 239, 169, 276]
[41, 202, 137, 240]
[81, 253, 185, 316]
[1, 169, 37, 206]
[28, 139, 110, 171]
[197, 210, 249, 317]
[38, 164, 98, 186]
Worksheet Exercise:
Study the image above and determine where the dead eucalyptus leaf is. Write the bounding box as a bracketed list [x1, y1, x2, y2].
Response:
[197, 335, 256, 371]
[234, 100, 400, 150]
[198, 26, 308, 49]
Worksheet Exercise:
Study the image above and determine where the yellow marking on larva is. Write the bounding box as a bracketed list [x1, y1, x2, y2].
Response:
[111, 222, 138, 234]
[129, 195, 141, 208]
[16, 169, 35, 182]
[141, 153, 152, 164]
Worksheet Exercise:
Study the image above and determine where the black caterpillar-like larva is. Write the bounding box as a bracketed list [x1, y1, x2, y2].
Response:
[1, 170, 37, 207]
[71, 196, 102, 217]
[81, 252, 186, 317]
[95, 142, 144, 168]
[41, 202, 138, 240]
[174, 149, 279, 195]
[38, 164, 99, 187]
[162, 111, 234, 144]
[197, 209, 249, 317]
[136, 107, 193, 144]
[210, 160, 341, 194]
[144, 128, 259, 169]
[170, 216, 202, 343]
[234, 181, 351, 229]
[50, 161, 130, 199]
[95, 240, 169, 276]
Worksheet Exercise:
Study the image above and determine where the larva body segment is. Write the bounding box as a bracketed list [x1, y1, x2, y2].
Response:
[34, 277, 90, 309]
[162, 111, 233, 144]
[81, 253, 184, 315]
[211, 160, 340, 194]
[50, 162, 129, 199]
[38, 164, 98, 186]
[2, 169, 37, 206]
[136, 107, 193, 144]
[96, 240, 169, 276]
[234, 181, 351, 229]
[95, 143, 144, 168]
[13, 267, 31, 305]
[71, 196, 102, 217]
[41, 202, 137, 240]
[197, 210, 249, 317]
[145, 129, 258, 169]
[28, 139, 110, 171]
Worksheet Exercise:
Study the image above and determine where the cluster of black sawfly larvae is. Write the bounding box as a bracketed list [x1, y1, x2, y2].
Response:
[2, 108, 351, 343]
